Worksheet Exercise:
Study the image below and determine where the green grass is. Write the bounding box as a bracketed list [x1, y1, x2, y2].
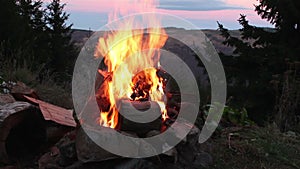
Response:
[1, 65, 73, 109]
[202, 125, 300, 169]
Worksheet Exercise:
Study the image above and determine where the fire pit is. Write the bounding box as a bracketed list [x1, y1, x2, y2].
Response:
[68, 0, 206, 167]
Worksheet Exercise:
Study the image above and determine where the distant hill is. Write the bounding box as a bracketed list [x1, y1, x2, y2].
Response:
[202, 29, 239, 55]
[71, 28, 239, 56]
[72, 29, 93, 48]
[71, 28, 240, 89]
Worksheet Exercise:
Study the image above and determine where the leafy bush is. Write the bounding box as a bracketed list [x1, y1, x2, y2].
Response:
[201, 104, 255, 127]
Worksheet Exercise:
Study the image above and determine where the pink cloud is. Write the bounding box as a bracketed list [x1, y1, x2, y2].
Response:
[225, 0, 259, 9]
[53, 0, 262, 19]
[42, 0, 272, 29]
[43, 0, 157, 13]
[46, 0, 257, 12]
[156, 8, 270, 26]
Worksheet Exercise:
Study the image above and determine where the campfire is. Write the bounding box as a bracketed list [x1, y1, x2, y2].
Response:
[93, 0, 172, 132]
[0, 0, 211, 168]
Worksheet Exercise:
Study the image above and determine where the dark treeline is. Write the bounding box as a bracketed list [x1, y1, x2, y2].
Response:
[0, 0, 77, 81]
[218, 0, 300, 131]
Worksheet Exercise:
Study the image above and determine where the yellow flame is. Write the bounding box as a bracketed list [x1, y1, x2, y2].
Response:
[95, 0, 168, 128]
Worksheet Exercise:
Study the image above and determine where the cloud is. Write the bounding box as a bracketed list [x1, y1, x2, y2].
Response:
[158, 0, 245, 11]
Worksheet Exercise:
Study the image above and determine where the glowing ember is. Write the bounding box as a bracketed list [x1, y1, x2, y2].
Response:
[94, 0, 168, 128]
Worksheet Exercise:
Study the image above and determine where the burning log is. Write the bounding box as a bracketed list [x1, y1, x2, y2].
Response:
[118, 100, 162, 135]
[130, 69, 153, 101]
[95, 71, 111, 112]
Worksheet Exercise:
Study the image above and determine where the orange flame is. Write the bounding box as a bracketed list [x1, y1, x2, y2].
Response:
[95, 0, 168, 128]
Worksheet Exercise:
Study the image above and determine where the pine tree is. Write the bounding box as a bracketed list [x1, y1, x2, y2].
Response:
[16, 0, 50, 68]
[0, 0, 36, 68]
[45, 0, 76, 79]
[0, 0, 77, 81]
[218, 0, 300, 125]
[0, 0, 51, 70]
[0, 0, 20, 41]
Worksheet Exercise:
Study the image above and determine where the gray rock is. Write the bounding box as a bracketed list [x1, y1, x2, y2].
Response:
[75, 127, 119, 163]
[38, 131, 77, 169]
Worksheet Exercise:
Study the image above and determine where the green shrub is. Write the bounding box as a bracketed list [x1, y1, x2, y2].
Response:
[202, 104, 255, 127]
